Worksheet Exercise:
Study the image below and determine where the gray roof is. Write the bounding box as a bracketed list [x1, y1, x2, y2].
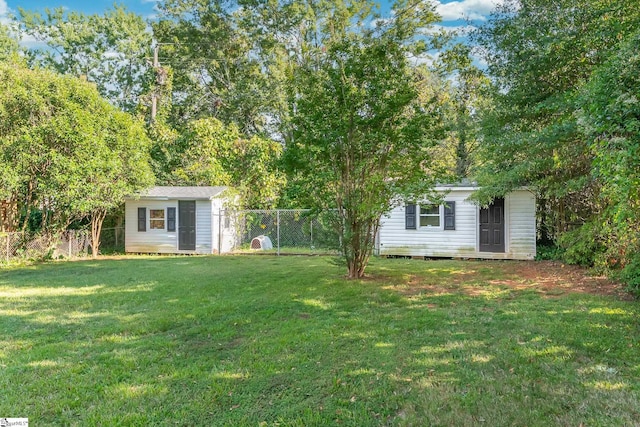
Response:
[435, 179, 479, 188]
[132, 186, 229, 200]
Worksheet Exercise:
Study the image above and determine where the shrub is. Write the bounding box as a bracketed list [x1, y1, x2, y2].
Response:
[620, 256, 640, 297]
[535, 243, 565, 261]
[558, 221, 604, 266]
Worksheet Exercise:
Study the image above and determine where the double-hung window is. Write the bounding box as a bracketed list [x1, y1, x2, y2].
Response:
[419, 204, 440, 227]
[149, 209, 165, 230]
[138, 207, 176, 232]
[405, 202, 455, 230]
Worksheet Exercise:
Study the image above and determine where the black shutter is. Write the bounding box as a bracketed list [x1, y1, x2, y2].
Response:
[167, 207, 176, 232]
[138, 207, 146, 232]
[405, 204, 417, 229]
[444, 201, 455, 230]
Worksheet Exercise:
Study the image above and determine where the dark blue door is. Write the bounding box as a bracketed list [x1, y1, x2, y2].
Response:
[479, 198, 505, 253]
[178, 201, 196, 250]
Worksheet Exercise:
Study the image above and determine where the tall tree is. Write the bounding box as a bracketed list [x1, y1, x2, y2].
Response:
[284, 0, 445, 278]
[152, 0, 276, 134]
[473, 0, 640, 240]
[19, 5, 152, 112]
[153, 0, 350, 136]
[0, 63, 154, 255]
[576, 30, 640, 278]
[436, 44, 491, 180]
[0, 22, 22, 63]
[152, 0, 357, 206]
[161, 117, 285, 209]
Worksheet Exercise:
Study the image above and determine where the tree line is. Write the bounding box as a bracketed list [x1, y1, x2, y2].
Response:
[0, 0, 638, 285]
[473, 0, 640, 291]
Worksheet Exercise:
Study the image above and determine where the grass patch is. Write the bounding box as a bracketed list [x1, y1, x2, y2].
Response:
[230, 246, 339, 255]
[0, 256, 639, 425]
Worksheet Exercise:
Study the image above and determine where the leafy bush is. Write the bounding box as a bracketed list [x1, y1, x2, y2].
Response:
[620, 255, 640, 297]
[535, 243, 565, 261]
[558, 221, 604, 266]
[560, 220, 640, 296]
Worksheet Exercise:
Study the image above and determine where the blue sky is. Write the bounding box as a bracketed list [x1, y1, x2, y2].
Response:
[2, 0, 502, 65]
[5, 0, 159, 19]
[3, 0, 503, 24]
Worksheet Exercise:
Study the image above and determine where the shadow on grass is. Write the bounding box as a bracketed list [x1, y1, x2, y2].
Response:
[0, 256, 639, 425]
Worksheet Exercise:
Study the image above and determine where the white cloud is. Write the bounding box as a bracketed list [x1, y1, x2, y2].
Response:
[0, 0, 9, 25]
[470, 49, 488, 68]
[435, 0, 506, 22]
[0, 1, 49, 49]
[407, 51, 442, 67]
[371, 9, 396, 29]
[420, 24, 477, 36]
[17, 33, 45, 49]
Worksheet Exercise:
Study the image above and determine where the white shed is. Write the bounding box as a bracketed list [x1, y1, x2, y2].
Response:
[377, 185, 536, 260]
[125, 186, 235, 254]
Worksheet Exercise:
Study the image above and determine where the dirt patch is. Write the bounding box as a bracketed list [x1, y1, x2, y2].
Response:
[395, 260, 634, 300]
[497, 260, 631, 299]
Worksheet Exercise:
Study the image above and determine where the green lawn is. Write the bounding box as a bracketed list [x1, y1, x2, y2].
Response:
[0, 256, 638, 426]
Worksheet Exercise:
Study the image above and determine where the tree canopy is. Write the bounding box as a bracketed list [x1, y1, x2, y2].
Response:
[19, 5, 153, 112]
[474, 0, 640, 288]
[0, 22, 22, 64]
[11, 0, 640, 287]
[153, 117, 285, 209]
[0, 63, 154, 254]
[152, 0, 280, 135]
[575, 29, 640, 282]
[283, 0, 445, 278]
[473, 0, 640, 232]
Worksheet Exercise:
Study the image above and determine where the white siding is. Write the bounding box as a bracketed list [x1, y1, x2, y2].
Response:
[378, 189, 536, 260]
[125, 198, 217, 254]
[506, 190, 537, 259]
[195, 200, 213, 254]
[210, 198, 236, 254]
[125, 199, 180, 253]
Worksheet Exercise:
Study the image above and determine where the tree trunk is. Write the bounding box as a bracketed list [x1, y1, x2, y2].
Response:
[90, 209, 107, 259]
[21, 180, 35, 232]
[347, 251, 370, 279]
[455, 111, 470, 179]
[344, 218, 377, 279]
[0, 197, 18, 232]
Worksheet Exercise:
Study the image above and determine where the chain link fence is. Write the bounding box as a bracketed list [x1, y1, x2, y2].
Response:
[0, 230, 91, 264]
[0, 212, 339, 263]
[222, 209, 340, 255]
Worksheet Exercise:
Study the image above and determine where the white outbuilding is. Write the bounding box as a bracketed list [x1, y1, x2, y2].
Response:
[377, 185, 536, 260]
[124, 186, 235, 254]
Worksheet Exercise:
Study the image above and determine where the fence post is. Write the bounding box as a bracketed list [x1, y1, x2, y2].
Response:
[218, 209, 222, 254]
[6, 234, 9, 263]
[68, 232, 72, 259]
[276, 210, 280, 256]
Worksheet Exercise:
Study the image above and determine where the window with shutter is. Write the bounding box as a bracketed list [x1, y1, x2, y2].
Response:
[167, 207, 176, 232]
[137, 207, 146, 232]
[405, 204, 416, 229]
[444, 201, 455, 230]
